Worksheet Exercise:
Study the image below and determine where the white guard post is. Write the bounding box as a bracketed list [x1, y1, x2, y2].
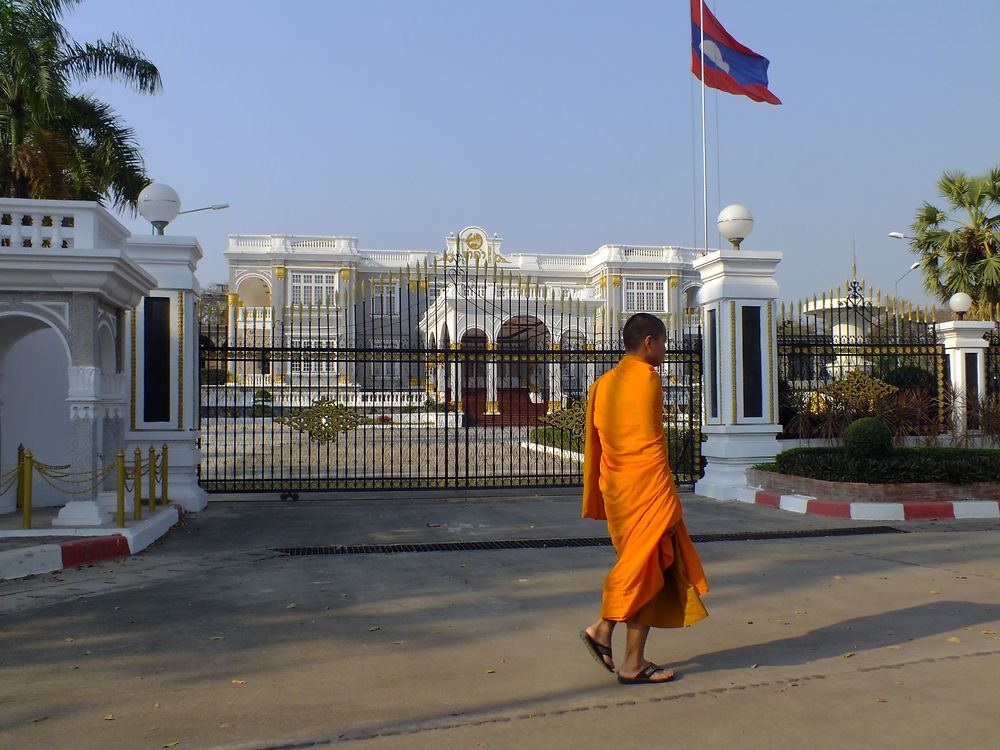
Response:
[119, 235, 208, 511]
[694, 248, 783, 500]
[936, 320, 992, 436]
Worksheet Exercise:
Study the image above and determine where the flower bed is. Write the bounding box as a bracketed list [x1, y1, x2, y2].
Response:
[745, 467, 1000, 503]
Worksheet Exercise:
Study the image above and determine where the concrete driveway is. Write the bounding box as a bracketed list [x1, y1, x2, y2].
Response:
[1, 492, 998, 749]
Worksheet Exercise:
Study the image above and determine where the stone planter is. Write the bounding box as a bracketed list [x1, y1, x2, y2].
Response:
[745, 468, 1000, 503]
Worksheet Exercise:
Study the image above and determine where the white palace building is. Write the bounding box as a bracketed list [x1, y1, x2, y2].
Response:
[220, 227, 705, 415]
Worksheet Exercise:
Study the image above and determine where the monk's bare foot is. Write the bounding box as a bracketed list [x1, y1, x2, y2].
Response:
[583, 626, 615, 671]
[617, 662, 675, 683]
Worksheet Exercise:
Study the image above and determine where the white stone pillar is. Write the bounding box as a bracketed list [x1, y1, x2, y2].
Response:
[120, 236, 209, 512]
[226, 293, 238, 381]
[485, 350, 499, 415]
[936, 320, 992, 435]
[694, 249, 783, 501]
[548, 355, 563, 413]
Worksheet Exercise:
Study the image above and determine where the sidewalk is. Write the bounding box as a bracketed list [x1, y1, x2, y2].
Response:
[0, 504, 182, 580]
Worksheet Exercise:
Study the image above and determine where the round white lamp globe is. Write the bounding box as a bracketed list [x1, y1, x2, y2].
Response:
[138, 183, 181, 234]
[717, 204, 754, 250]
[948, 291, 973, 319]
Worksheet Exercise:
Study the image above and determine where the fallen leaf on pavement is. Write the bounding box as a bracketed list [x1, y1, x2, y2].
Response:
[875, 698, 887, 703]
[162, 743, 179, 748]
[946, 636, 961, 644]
[369, 626, 381, 632]
[842, 652, 855, 659]
[982, 630, 997, 635]
[219, 723, 233, 729]
[286, 603, 297, 609]
[231, 679, 247, 685]
[209, 636, 224, 640]
[104, 714, 115, 721]
[929, 590, 940, 595]
[485, 669, 496, 674]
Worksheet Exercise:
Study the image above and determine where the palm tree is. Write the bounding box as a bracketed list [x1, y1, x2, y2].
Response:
[910, 166, 1000, 307]
[0, 0, 161, 211]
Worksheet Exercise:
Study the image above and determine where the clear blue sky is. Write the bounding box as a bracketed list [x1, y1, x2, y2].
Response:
[66, 0, 1000, 303]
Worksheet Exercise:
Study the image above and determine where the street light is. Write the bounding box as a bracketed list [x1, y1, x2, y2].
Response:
[179, 203, 230, 215]
[893, 261, 921, 298]
[137, 182, 229, 234]
[888, 231, 912, 240]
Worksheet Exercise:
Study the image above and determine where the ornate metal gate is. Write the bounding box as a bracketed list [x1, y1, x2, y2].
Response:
[198, 255, 702, 493]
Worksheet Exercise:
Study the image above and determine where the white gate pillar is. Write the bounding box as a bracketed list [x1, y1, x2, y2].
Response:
[120, 235, 208, 511]
[694, 249, 783, 500]
[936, 320, 992, 435]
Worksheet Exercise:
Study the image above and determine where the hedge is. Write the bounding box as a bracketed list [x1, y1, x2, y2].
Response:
[766, 447, 1000, 484]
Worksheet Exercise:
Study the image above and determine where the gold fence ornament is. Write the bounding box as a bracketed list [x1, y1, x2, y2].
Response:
[274, 397, 369, 445]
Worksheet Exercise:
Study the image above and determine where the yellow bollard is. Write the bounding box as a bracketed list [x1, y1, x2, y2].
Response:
[148, 446, 157, 514]
[133, 447, 143, 521]
[132, 448, 142, 516]
[160, 444, 169, 506]
[22, 450, 33, 529]
[116, 451, 125, 528]
[16, 444, 23, 510]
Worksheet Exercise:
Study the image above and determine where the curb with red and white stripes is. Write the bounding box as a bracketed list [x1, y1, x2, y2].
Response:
[0, 505, 181, 581]
[736, 487, 1000, 521]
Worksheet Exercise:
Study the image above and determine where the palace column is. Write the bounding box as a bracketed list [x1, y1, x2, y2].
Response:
[485, 343, 499, 415]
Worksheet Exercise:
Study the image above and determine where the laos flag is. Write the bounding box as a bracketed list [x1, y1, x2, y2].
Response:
[691, 0, 781, 105]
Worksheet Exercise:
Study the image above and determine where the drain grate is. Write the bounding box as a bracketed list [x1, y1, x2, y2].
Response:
[274, 525, 904, 556]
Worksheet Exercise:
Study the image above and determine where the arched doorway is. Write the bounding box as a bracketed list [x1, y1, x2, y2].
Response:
[460, 329, 488, 424]
[496, 316, 549, 425]
[0, 315, 72, 509]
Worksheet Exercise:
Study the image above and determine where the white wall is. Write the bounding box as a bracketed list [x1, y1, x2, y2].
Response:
[1, 326, 71, 509]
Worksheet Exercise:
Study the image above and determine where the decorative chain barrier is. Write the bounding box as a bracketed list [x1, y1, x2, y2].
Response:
[14, 444, 170, 530]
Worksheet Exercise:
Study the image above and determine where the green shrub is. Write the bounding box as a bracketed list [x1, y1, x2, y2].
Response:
[200, 367, 227, 385]
[882, 366, 937, 393]
[843, 417, 892, 458]
[530, 427, 582, 452]
[772, 446, 1000, 484]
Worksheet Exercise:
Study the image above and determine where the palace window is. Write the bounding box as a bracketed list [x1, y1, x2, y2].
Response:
[624, 278, 666, 312]
[372, 281, 400, 316]
[290, 273, 339, 305]
[288, 338, 338, 374]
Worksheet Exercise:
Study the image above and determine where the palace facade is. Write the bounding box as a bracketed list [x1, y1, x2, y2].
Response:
[216, 226, 705, 417]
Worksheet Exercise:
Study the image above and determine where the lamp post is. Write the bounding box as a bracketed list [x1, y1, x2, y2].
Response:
[893, 261, 921, 298]
[717, 204, 754, 250]
[137, 182, 229, 234]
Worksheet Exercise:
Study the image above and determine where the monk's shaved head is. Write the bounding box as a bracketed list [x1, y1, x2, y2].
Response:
[623, 313, 666, 351]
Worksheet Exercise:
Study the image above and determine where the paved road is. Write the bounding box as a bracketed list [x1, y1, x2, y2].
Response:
[1, 493, 998, 749]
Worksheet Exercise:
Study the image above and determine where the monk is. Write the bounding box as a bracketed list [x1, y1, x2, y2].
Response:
[579, 312, 709, 684]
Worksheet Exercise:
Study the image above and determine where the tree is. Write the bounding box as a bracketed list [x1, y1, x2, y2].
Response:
[0, 0, 161, 211]
[910, 166, 1000, 307]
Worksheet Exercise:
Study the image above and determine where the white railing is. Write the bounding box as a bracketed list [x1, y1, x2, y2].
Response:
[0, 198, 130, 251]
[240, 306, 273, 325]
[533, 254, 591, 268]
[364, 250, 420, 266]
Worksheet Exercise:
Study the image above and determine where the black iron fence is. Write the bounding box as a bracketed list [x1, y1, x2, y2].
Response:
[199, 257, 702, 493]
[776, 281, 946, 438]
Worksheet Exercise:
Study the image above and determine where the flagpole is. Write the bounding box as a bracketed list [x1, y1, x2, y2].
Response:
[699, 0, 709, 255]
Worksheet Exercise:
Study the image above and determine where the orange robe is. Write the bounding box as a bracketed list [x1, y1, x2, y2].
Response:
[582, 354, 709, 628]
